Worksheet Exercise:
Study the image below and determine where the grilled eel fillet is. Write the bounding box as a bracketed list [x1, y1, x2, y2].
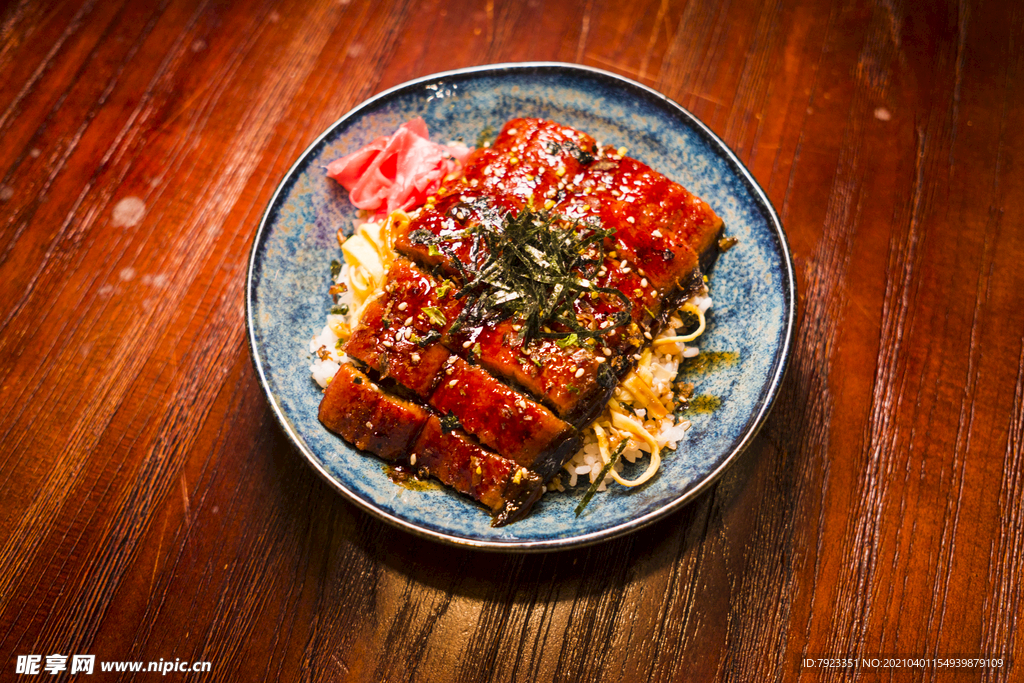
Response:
[320, 118, 723, 525]
[320, 364, 545, 525]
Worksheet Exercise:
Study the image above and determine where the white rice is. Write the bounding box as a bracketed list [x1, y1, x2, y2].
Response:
[308, 263, 355, 389]
[551, 292, 709, 494]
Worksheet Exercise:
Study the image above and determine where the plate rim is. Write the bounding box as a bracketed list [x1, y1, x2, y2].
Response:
[245, 61, 797, 552]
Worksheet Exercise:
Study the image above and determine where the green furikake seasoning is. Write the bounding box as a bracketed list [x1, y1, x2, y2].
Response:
[407, 203, 632, 344]
[422, 306, 447, 327]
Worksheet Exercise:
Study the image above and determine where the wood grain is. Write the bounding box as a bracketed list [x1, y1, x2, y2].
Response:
[1, 0, 1022, 680]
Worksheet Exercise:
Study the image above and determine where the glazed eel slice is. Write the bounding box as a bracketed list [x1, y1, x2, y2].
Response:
[342, 257, 580, 474]
[318, 363, 430, 460]
[429, 356, 582, 480]
[559, 153, 724, 290]
[441, 320, 612, 427]
[409, 415, 544, 526]
[343, 258, 463, 398]
[319, 364, 544, 524]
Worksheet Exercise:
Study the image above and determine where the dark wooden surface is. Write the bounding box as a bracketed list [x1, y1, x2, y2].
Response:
[2, 0, 1022, 680]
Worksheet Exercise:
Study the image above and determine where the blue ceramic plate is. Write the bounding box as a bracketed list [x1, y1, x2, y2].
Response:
[246, 63, 795, 551]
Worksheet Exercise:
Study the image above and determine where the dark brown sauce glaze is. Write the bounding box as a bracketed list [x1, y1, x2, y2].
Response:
[385, 464, 440, 491]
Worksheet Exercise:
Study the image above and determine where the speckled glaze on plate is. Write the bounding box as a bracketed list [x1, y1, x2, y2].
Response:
[246, 63, 795, 552]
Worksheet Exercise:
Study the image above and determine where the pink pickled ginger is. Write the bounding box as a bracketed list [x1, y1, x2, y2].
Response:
[326, 118, 469, 218]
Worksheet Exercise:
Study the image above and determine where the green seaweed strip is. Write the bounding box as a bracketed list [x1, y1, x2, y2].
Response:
[574, 439, 628, 516]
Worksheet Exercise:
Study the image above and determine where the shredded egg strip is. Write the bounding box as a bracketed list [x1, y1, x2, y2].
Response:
[341, 211, 406, 326]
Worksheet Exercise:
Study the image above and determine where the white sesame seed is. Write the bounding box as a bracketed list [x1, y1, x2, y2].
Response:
[575, 368, 585, 378]
[622, 267, 631, 273]
[404, 316, 413, 326]
[626, 216, 635, 223]
[596, 357, 606, 363]
[644, 331, 652, 340]
[602, 347, 612, 355]
[410, 454, 417, 466]
[382, 340, 394, 348]
[463, 341, 473, 348]
[651, 229, 662, 238]
[397, 302, 408, 311]
[641, 278, 648, 287]
[411, 352, 421, 362]
[449, 379, 458, 387]
[366, 421, 373, 428]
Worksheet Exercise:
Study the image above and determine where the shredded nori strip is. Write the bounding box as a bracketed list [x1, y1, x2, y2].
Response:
[678, 309, 701, 336]
[545, 140, 595, 165]
[439, 413, 462, 433]
[575, 439, 628, 516]
[416, 330, 441, 347]
[411, 204, 632, 344]
[596, 362, 617, 389]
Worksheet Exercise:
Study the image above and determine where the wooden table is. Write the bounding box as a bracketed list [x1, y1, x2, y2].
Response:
[2, 0, 1021, 680]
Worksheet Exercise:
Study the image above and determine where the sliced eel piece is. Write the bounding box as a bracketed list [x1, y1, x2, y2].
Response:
[393, 189, 500, 278]
[429, 356, 581, 479]
[409, 415, 545, 526]
[442, 320, 613, 427]
[344, 258, 463, 397]
[465, 118, 599, 206]
[563, 153, 723, 283]
[558, 188, 701, 295]
[318, 364, 429, 460]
